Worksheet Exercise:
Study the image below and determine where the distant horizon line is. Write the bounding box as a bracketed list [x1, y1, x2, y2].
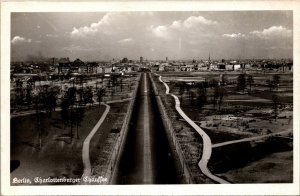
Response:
[11, 57, 293, 63]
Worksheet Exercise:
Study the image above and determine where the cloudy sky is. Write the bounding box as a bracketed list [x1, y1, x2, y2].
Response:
[11, 11, 292, 61]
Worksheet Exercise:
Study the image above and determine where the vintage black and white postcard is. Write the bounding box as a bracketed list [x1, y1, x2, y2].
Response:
[1, 0, 300, 195]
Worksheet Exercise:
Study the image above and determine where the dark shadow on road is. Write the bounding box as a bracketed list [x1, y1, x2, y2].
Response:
[114, 73, 180, 184]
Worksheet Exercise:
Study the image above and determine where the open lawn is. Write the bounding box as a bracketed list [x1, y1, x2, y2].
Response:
[10, 73, 139, 185]
[11, 106, 105, 185]
[155, 70, 293, 183]
[217, 150, 293, 183]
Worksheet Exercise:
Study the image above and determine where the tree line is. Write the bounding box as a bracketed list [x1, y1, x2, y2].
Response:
[173, 73, 281, 119]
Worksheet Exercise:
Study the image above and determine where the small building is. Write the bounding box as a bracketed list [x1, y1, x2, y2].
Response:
[58, 57, 71, 74]
[164, 65, 176, 72]
[217, 63, 226, 70]
[210, 64, 218, 70]
[234, 64, 241, 70]
[241, 64, 251, 69]
[226, 64, 234, 70]
[86, 62, 98, 73]
[96, 66, 103, 73]
[103, 66, 112, 73]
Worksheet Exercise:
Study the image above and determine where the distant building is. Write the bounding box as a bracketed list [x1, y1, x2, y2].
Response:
[234, 64, 241, 70]
[103, 66, 112, 73]
[58, 57, 71, 74]
[240, 64, 251, 69]
[218, 63, 226, 69]
[140, 56, 143, 63]
[166, 57, 168, 62]
[225, 64, 240, 71]
[181, 64, 195, 72]
[210, 64, 218, 70]
[225, 64, 233, 70]
[96, 66, 103, 74]
[85, 62, 98, 73]
[72, 58, 84, 73]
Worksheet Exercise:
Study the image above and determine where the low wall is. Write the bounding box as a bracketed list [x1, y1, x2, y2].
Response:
[102, 73, 141, 184]
[149, 73, 193, 184]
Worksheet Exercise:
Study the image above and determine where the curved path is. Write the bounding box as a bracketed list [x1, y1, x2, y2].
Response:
[82, 103, 110, 178]
[212, 130, 292, 148]
[81, 98, 133, 179]
[155, 73, 230, 184]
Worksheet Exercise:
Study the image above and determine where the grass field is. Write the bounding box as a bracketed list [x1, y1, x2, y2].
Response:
[217, 150, 293, 183]
[10, 106, 105, 185]
[10, 101, 131, 185]
[10, 74, 139, 185]
[154, 70, 293, 183]
[159, 71, 293, 140]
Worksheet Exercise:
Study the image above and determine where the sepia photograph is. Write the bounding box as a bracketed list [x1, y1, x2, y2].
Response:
[1, 1, 300, 195]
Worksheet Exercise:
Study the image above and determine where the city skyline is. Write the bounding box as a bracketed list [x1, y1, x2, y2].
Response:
[11, 11, 293, 62]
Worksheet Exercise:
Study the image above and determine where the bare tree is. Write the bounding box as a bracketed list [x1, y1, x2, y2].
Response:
[237, 73, 246, 91]
[83, 87, 93, 107]
[96, 88, 106, 106]
[74, 105, 85, 139]
[178, 85, 185, 103]
[15, 79, 23, 108]
[214, 86, 227, 111]
[266, 79, 275, 91]
[189, 90, 195, 105]
[273, 75, 280, 90]
[60, 97, 70, 129]
[34, 93, 45, 149]
[197, 87, 207, 109]
[272, 95, 280, 121]
[120, 77, 123, 92]
[247, 75, 254, 92]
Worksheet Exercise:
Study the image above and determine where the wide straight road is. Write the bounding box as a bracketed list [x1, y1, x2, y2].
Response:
[114, 72, 180, 184]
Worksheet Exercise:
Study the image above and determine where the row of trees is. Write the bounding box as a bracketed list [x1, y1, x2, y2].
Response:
[14, 74, 130, 149]
[60, 85, 106, 143]
[267, 75, 281, 91]
[237, 73, 281, 92]
[175, 73, 281, 113]
[32, 83, 106, 148]
[33, 86, 59, 149]
[176, 79, 227, 111]
[237, 74, 254, 91]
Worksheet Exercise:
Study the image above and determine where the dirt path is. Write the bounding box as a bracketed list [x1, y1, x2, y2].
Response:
[81, 98, 135, 179]
[212, 130, 292, 148]
[156, 73, 230, 184]
[81, 103, 110, 178]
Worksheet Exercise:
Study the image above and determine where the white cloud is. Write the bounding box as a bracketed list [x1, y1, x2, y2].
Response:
[150, 15, 217, 39]
[118, 38, 133, 43]
[150, 25, 170, 38]
[70, 13, 115, 37]
[222, 33, 246, 39]
[11, 36, 32, 44]
[183, 16, 217, 28]
[171, 20, 182, 29]
[250, 26, 292, 39]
